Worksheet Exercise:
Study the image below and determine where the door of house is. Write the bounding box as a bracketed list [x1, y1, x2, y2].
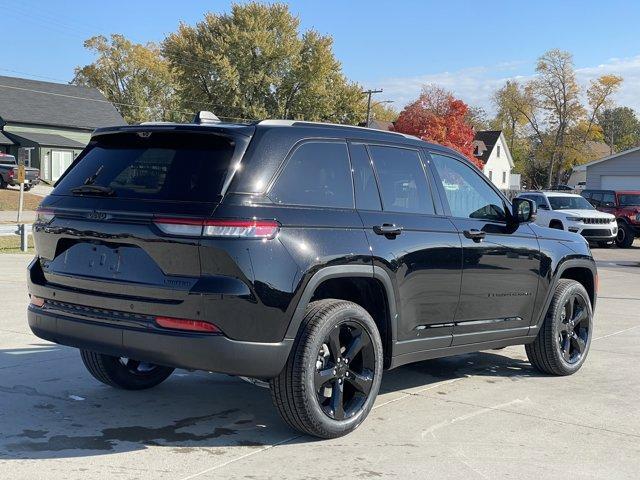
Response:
[51, 150, 73, 182]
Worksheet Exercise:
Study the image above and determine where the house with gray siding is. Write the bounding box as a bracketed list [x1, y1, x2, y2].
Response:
[572, 147, 640, 190]
[0, 75, 125, 183]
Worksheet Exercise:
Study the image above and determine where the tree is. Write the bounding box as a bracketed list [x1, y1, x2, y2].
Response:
[74, 34, 179, 124]
[597, 106, 640, 153]
[465, 106, 490, 131]
[491, 50, 622, 187]
[393, 85, 482, 168]
[370, 102, 398, 123]
[162, 2, 366, 123]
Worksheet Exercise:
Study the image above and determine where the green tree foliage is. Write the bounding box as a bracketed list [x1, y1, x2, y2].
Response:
[73, 34, 180, 124]
[597, 106, 640, 153]
[162, 2, 366, 123]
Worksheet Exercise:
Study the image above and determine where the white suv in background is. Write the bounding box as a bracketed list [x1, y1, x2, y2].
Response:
[518, 191, 617, 247]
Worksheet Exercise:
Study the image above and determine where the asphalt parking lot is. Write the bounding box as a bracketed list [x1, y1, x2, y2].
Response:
[1, 244, 639, 479]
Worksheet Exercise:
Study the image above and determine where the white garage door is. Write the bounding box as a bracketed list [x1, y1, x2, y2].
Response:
[601, 175, 640, 190]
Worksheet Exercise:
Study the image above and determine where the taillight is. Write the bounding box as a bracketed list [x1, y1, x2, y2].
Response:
[35, 208, 55, 224]
[203, 219, 279, 238]
[154, 218, 279, 239]
[8, 169, 14, 178]
[155, 316, 221, 333]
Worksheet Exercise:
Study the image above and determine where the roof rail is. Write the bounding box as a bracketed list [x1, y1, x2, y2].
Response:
[257, 119, 418, 140]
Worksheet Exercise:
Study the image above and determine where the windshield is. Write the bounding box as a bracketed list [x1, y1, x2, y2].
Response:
[0, 156, 16, 165]
[618, 194, 640, 206]
[54, 131, 236, 202]
[548, 195, 595, 210]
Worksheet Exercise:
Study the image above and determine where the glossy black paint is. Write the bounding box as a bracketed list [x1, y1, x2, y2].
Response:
[27, 121, 597, 378]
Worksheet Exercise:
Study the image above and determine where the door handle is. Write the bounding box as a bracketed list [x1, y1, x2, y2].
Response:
[463, 229, 486, 242]
[373, 224, 403, 237]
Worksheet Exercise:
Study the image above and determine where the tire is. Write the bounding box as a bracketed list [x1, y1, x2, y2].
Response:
[549, 221, 564, 230]
[23, 185, 31, 192]
[526, 279, 593, 376]
[0, 177, 6, 189]
[616, 222, 635, 248]
[270, 299, 383, 438]
[80, 350, 174, 390]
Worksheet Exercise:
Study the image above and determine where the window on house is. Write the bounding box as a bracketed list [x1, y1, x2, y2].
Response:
[488, 170, 493, 181]
[497, 145, 501, 157]
[502, 171, 507, 184]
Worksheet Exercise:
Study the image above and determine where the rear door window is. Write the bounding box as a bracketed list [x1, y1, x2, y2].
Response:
[269, 141, 353, 208]
[368, 145, 434, 214]
[54, 131, 236, 202]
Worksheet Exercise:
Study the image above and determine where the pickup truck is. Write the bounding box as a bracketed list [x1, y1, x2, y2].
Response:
[0, 153, 41, 191]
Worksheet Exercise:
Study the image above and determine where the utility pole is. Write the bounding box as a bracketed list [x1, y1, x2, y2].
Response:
[363, 89, 383, 127]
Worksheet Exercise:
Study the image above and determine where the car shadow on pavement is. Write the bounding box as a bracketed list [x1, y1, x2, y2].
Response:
[0, 345, 539, 460]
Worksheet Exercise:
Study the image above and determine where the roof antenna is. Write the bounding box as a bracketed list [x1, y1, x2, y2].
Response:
[193, 111, 221, 124]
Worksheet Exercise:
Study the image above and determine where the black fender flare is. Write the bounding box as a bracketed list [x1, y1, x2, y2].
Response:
[284, 265, 398, 344]
[529, 257, 597, 335]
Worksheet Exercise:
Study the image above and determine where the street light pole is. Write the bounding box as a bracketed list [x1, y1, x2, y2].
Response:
[363, 89, 383, 127]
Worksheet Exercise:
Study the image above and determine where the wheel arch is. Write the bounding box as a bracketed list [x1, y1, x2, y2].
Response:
[532, 258, 597, 333]
[549, 219, 564, 229]
[284, 266, 397, 368]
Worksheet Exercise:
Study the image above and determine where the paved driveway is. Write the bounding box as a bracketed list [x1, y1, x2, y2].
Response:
[1, 245, 639, 479]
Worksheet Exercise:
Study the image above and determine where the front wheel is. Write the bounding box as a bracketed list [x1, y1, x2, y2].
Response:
[270, 299, 383, 438]
[526, 279, 593, 376]
[616, 222, 635, 248]
[80, 350, 174, 390]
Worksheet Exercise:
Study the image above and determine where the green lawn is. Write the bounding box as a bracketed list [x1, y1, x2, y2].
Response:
[0, 234, 35, 254]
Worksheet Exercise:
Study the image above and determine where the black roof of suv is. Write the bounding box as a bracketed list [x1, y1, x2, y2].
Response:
[28, 116, 597, 438]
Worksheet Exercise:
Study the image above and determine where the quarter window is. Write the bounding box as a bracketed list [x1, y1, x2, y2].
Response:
[431, 153, 506, 221]
[368, 145, 434, 214]
[270, 142, 353, 208]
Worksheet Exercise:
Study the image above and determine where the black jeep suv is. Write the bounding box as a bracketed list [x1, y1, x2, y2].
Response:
[27, 116, 597, 438]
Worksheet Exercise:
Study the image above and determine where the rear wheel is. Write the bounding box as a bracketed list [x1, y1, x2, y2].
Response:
[616, 222, 635, 248]
[80, 350, 174, 390]
[526, 279, 592, 376]
[270, 299, 383, 438]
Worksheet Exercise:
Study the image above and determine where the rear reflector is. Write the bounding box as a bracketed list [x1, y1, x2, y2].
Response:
[155, 316, 221, 333]
[154, 218, 279, 239]
[30, 295, 45, 307]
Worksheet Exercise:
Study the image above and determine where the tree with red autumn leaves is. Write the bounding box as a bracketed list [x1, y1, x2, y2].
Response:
[393, 85, 483, 169]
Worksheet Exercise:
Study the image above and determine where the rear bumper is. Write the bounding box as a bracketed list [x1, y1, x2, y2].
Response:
[28, 306, 292, 379]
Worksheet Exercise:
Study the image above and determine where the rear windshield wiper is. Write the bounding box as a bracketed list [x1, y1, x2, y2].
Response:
[70, 185, 115, 196]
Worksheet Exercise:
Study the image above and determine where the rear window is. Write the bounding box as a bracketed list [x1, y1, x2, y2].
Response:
[54, 131, 236, 202]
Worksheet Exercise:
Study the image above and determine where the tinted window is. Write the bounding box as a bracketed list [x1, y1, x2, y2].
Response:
[270, 141, 353, 208]
[520, 194, 546, 209]
[548, 195, 595, 210]
[54, 132, 235, 202]
[368, 145, 434, 214]
[350, 143, 381, 211]
[581, 192, 592, 200]
[602, 192, 616, 206]
[619, 193, 640, 206]
[591, 193, 603, 207]
[431, 153, 506, 221]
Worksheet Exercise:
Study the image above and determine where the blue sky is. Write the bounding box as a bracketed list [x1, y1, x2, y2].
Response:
[1, 0, 639, 113]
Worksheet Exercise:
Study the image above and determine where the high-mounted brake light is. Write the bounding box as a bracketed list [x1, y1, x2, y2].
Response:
[35, 208, 55, 224]
[154, 218, 279, 239]
[155, 316, 221, 333]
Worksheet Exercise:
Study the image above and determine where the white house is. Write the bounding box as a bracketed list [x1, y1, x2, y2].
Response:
[472, 130, 519, 190]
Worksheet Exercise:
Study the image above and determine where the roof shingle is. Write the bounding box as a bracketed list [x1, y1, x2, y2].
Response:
[0, 75, 125, 130]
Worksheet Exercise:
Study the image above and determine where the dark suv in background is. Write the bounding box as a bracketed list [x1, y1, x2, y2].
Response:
[27, 115, 597, 438]
[581, 189, 640, 248]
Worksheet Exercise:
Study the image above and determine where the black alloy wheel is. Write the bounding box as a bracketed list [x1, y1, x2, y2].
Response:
[314, 321, 375, 420]
[557, 293, 590, 364]
[526, 279, 593, 375]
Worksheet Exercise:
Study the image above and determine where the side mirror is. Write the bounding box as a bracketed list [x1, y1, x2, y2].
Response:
[603, 202, 615, 208]
[512, 198, 537, 223]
